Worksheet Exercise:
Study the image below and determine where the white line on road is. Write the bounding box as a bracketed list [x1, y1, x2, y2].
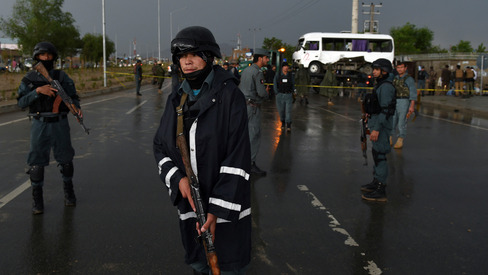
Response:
[314, 105, 488, 131]
[126, 100, 148, 115]
[0, 180, 30, 210]
[0, 117, 29, 127]
[297, 185, 382, 275]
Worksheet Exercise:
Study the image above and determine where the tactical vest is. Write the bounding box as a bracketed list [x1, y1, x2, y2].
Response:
[21, 70, 70, 114]
[466, 69, 474, 79]
[276, 73, 294, 93]
[393, 76, 410, 98]
[363, 80, 396, 118]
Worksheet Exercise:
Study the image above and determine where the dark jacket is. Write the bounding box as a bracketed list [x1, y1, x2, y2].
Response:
[153, 65, 251, 270]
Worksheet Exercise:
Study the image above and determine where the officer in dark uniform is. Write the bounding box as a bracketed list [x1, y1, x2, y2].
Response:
[153, 26, 251, 274]
[135, 60, 143, 96]
[274, 62, 295, 131]
[239, 48, 269, 175]
[17, 42, 81, 214]
[361, 58, 396, 202]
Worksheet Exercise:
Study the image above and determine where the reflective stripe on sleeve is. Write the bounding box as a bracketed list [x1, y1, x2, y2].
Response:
[220, 166, 250, 181]
[158, 157, 172, 175]
[179, 211, 197, 221]
[216, 207, 251, 223]
[165, 166, 178, 189]
[209, 197, 241, 212]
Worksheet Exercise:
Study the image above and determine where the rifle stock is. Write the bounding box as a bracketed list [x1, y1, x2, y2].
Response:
[34, 62, 90, 134]
[176, 134, 220, 275]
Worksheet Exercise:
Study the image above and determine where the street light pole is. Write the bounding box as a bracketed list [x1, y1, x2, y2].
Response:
[102, 0, 107, 87]
[158, 0, 161, 61]
[170, 6, 186, 41]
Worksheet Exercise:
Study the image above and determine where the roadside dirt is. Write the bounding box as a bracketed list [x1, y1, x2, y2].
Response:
[0, 66, 155, 101]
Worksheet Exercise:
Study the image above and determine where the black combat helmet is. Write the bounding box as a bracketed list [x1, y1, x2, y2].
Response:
[372, 58, 393, 74]
[171, 26, 222, 64]
[33, 42, 58, 61]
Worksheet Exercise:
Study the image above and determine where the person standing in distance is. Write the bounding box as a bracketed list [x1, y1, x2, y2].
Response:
[17, 42, 81, 214]
[361, 58, 396, 202]
[391, 61, 416, 149]
[239, 48, 269, 176]
[135, 60, 143, 96]
[153, 26, 251, 274]
[274, 62, 295, 131]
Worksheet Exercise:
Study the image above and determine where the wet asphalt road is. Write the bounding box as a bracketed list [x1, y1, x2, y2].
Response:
[1, 82, 488, 274]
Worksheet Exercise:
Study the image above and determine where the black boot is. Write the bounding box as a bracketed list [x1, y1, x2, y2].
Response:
[251, 162, 267, 176]
[361, 178, 379, 193]
[362, 182, 387, 202]
[305, 97, 309, 105]
[286, 123, 291, 132]
[281, 121, 285, 130]
[64, 181, 77, 207]
[32, 186, 44, 215]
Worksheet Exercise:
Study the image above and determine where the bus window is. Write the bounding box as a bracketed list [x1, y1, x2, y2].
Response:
[322, 38, 345, 51]
[368, 40, 392, 52]
[352, 40, 368, 51]
[305, 41, 319, 51]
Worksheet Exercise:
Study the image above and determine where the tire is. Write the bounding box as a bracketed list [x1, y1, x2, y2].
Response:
[308, 62, 322, 74]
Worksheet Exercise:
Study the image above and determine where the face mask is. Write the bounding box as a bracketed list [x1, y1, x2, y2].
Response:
[40, 60, 54, 71]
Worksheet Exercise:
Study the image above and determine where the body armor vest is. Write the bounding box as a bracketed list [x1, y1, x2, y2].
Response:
[393, 76, 410, 98]
[364, 80, 396, 117]
[466, 70, 474, 79]
[22, 70, 69, 114]
[276, 73, 294, 93]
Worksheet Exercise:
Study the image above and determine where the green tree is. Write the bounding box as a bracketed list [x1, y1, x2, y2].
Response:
[451, 40, 473, 53]
[0, 0, 81, 59]
[389, 22, 434, 54]
[262, 37, 295, 62]
[80, 33, 115, 65]
[476, 43, 486, 53]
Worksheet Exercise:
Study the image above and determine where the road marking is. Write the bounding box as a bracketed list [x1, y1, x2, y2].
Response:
[126, 100, 148, 115]
[0, 180, 30, 209]
[297, 185, 382, 275]
[0, 117, 28, 127]
[419, 113, 488, 131]
[314, 105, 488, 131]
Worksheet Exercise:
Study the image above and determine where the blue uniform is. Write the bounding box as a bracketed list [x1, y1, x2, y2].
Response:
[392, 74, 416, 139]
[368, 74, 395, 183]
[238, 63, 267, 162]
[17, 69, 79, 186]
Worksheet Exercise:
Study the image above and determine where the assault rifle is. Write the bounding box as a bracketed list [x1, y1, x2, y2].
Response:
[176, 94, 220, 275]
[360, 100, 370, 166]
[34, 62, 90, 134]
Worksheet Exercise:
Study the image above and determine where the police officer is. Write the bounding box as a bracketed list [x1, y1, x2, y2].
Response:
[153, 26, 251, 274]
[391, 61, 416, 149]
[239, 48, 270, 176]
[274, 62, 295, 131]
[361, 58, 396, 202]
[135, 60, 143, 96]
[17, 42, 81, 214]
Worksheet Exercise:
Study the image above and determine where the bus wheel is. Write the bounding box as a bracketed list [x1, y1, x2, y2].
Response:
[308, 62, 322, 74]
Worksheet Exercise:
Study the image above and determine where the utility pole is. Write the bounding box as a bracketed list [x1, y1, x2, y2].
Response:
[102, 0, 106, 87]
[362, 2, 382, 33]
[351, 0, 359, 33]
[158, 0, 161, 61]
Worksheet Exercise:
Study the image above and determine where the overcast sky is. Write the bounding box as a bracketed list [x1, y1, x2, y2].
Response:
[1, 0, 487, 58]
